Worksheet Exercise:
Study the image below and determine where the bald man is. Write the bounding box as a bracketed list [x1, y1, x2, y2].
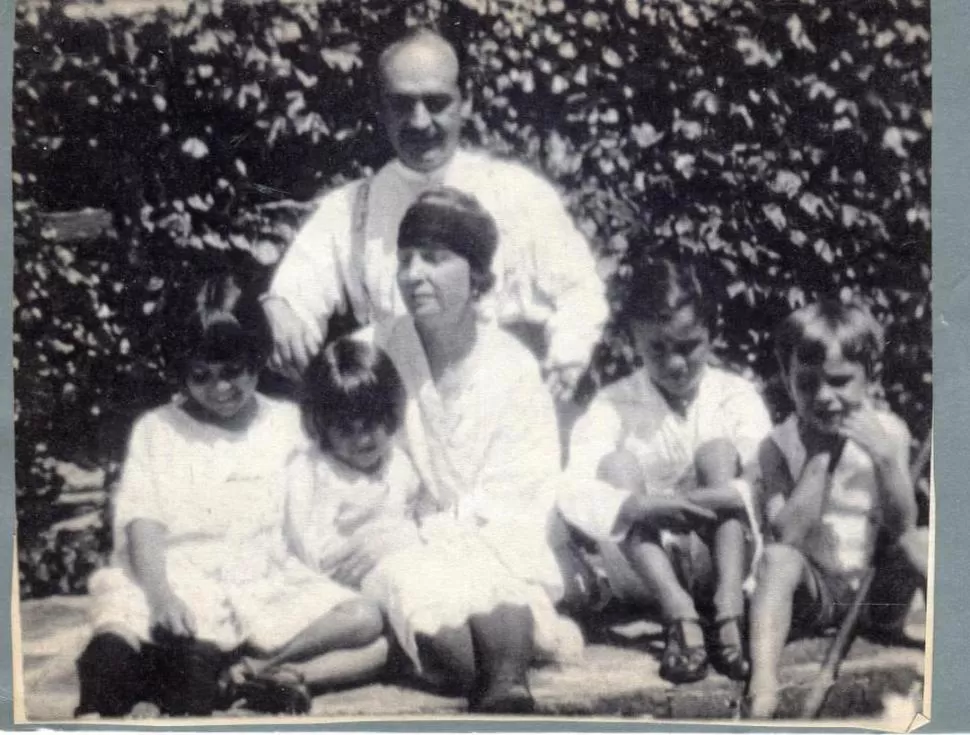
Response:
[262, 29, 608, 403]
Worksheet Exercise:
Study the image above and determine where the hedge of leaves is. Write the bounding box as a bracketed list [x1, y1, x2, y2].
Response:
[13, 0, 930, 597]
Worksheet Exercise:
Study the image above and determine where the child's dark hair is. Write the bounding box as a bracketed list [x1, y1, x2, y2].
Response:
[173, 273, 272, 376]
[774, 298, 884, 379]
[398, 187, 498, 296]
[302, 338, 406, 447]
[619, 257, 714, 329]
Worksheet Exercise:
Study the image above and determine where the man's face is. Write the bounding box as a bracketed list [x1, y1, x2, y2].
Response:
[379, 40, 462, 173]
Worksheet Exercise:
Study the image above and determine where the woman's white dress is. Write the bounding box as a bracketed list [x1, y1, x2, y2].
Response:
[363, 315, 583, 672]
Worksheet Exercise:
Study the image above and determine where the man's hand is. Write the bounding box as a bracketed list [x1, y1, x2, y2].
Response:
[262, 296, 324, 377]
[149, 591, 197, 640]
[544, 361, 585, 403]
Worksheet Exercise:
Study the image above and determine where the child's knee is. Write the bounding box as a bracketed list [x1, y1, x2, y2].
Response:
[898, 527, 929, 581]
[757, 544, 806, 588]
[334, 598, 385, 639]
[694, 439, 741, 486]
[596, 449, 643, 492]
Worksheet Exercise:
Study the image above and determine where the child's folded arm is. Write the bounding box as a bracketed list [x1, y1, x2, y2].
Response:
[770, 451, 832, 545]
[870, 414, 918, 537]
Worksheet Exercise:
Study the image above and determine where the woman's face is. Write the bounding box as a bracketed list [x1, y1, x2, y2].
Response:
[397, 242, 474, 325]
[630, 304, 711, 402]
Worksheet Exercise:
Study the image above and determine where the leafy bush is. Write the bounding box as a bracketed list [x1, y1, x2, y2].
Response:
[13, 0, 930, 597]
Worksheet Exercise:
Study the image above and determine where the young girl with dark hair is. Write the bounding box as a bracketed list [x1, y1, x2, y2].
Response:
[76, 274, 387, 718]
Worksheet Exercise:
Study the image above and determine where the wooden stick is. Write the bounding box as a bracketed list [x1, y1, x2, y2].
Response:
[799, 566, 877, 718]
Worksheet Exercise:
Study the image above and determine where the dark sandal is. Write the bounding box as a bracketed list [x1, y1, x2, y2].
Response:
[710, 616, 750, 681]
[659, 619, 708, 684]
[230, 665, 312, 715]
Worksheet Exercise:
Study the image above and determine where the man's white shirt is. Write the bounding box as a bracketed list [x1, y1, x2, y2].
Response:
[269, 148, 608, 369]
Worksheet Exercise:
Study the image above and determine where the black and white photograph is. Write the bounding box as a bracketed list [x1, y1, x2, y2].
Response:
[12, 0, 932, 725]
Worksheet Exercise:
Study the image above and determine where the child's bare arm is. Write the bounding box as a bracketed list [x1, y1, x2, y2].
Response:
[127, 518, 196, 638]
[761, 437, 835, 546]
[840, 410, 917, 536]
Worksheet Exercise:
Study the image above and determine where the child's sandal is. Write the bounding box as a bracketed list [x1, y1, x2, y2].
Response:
[710, 616, 750, 681]
[659, 619, 708, 684]
[230, 665, 312, 715]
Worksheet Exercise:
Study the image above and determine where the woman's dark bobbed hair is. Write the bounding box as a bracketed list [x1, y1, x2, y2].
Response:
[397, 187, 498, 296]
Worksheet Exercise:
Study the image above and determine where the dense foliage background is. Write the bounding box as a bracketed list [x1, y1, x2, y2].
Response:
[13, 0, 931, 598]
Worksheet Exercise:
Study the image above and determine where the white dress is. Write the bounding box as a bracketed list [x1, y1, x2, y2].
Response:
[89, 394, 361, 652]
[283, 442, 426, 584]
[560, 366, 773, 603]
[269, 149, 608, 371]
[359, 316, 583, 672]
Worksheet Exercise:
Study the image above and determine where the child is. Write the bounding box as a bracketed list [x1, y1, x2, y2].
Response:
[745, 299, 922, 719]
[76, 274, 387, 718]
[560, 257, 772, 684]
[284, 336, 427, 599]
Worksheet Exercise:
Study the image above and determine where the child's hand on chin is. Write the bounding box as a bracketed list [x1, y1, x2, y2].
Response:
[798, 420, 845, 459]
[839, 407, 895, 466]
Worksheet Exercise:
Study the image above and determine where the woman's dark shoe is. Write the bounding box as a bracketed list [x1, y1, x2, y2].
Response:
[660, 619, 708, 684]
[228, 665, 312, 715]
[709, 616, 750, 681]
[471, 681, 536, 715]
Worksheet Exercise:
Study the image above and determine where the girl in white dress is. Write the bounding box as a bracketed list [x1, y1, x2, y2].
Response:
[76, 275, 387, 718]
[284, 336, 428, 629]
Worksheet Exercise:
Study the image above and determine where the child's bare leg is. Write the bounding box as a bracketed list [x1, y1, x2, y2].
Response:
[695, 438, 741, 487]
[694, 438, 748, 616]
[416, 624, 477, 694]
[245, 599, 388, 690]
[712, 518, 747, 620]
[622, 536, 700, 626]
[283, 638, 389, 692]
[259, 599, 384, 668]
[748, 544, 808, 719]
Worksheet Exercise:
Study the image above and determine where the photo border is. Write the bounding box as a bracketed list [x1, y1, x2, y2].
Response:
[0, 0, 965, 730]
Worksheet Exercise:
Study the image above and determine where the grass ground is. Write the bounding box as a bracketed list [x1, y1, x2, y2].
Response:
[17, 592, 926, 726]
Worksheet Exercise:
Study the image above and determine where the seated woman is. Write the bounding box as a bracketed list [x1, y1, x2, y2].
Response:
[559, 257, 772, 684]
[325, 188, 582, 714]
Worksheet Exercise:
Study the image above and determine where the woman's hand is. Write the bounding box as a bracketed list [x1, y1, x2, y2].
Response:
[330, 536, 386, 588]
[149, 591, 197, 640]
